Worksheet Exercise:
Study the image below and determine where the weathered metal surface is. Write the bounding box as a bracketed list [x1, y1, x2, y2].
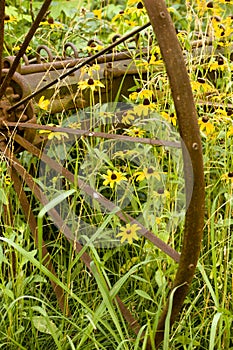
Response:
[0, 69, 36, 152]
[143, 0, 205, 348]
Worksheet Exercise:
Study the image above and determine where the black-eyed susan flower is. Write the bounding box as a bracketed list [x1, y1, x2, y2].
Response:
[81, 64, 100, 77]
[153, 187, 170, 199]
[132, 101, 156, 117]
[208, 58, 230, 71]
[38, 125, 69, 140]
[221, 172, 233, 188]
[126, 127, 145, 137]
[116, 223, 140, 244]
[102, 170, 127, 188]
[4, 174, 11, 186]
[121, 110, 135, 124]
[134, 167, 161, 182]
[191, 78, 216, 96]
[48, 132, 69, 140]
[78, 78, 105, 92]
[198, 116, 215, 135]
[4, 15, 17, 23]
[38, 96, 50, 111]
[40, 20, 64, 29]
[161, 111, 177, 126]
[93, 9, 102, 20]
[68, 122, 81, 129]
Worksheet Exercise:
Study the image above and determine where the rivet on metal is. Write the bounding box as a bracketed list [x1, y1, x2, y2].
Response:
[160, 12, 166, 18]
[192, 142, 198, 150]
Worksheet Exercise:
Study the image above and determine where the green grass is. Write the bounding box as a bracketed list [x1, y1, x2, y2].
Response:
[1, 0, 233, 349]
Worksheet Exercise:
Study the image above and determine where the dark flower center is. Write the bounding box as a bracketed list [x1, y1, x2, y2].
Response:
[126, 229, 132, 234]
[217, 57, 224, 65]
[137, 2, 144, 9]
[147, 167, 154, 174]
[143, 98, 150, 106]
[227, 108, 233, 116]
[197, 77, 206, 84]
[207, 1, 213, 8]
[4, 15, 10, 21]
[87, 78, 95, 85]
[228, 172, 233, 178]
[111, 173, 117, 180]
[48, 17, 54, 24]
[170, 112, 175, 118]
[202, 116, 209, 123]
[157, 188, 164, 194]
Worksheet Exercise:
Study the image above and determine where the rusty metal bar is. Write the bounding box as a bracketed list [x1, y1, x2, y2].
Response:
[8, 22, 151, 113]
[0, 0, 5, 82]
[1, 146, 68, 314]
[3, 48, 149, 74]
[143, 0, 205, 348]
[0, 0, 52, 99]
[6, 122, 181, 149]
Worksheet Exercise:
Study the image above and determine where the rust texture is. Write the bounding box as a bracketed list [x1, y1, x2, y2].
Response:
[143, 0, 205, 348]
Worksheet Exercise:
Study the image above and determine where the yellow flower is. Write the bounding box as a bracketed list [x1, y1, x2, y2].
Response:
[40, 20, 64, 29]
[132, 101, 156, 117]
[81, 64, 100, 77]
[153, 188, 170, 199]
[78, 78, 105, 92]
[208, 59, 229, 72]
[191, 78, 215, 95]
[126, 2, 146, 17]
[68, 122, 81, 129]
[47, 132, 69, 140]
[161, 111, 177, 126]
[121, 110, 135, 124]
[4, 174, 11, 186]
[102, 170, 127, 188]
[129, 89, 153, 102]
[134, 167, 161, 182]
[38, 96, 50, 111]
[221, 172, 233, 187]
[126, 127, 145, 137]
[198, 116, 215, 135]
[116, 223, 140, 244]
[93, 9, 102, 20]
[227, 125, 233, 137]
[4, 15, 17, 23]
[38, 125, 69, 140]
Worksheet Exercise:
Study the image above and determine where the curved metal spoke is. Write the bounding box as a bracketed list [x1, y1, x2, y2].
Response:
[0, 0, 52, 99]
[143, 0, 205, 347]
[6, 121, 181, 149]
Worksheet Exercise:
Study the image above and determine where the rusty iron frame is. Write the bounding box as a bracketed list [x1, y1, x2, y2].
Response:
[0, 0, 205, 348]
[143, 0, 205, 347]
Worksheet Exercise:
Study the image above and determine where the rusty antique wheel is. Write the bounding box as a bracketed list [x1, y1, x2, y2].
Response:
[0, 0, 204, 348]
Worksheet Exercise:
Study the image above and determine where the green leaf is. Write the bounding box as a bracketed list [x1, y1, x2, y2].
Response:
[135, 289, 154, 302]
[32, 316, 58, 335]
